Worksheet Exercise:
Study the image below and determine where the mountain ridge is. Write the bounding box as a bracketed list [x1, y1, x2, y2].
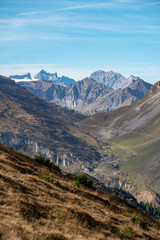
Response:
[90, 70, 143, 89]
[9, 69, 76, 86]
[18, 76, 152, 115]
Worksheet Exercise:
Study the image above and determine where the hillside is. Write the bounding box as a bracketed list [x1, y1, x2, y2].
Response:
[79, 81, 160, 205]
[0, 75, 100, 168]
[18, 77, 151, 115]
[0, 144, 160, 240]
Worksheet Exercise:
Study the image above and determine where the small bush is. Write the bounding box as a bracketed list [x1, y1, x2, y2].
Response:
[34, 153, 61, 171]
[139, 220, 148, 230]
[122, 212, 130, 217]
[124, 225, 136, 235]
[72, 180, 80, 188]
[131, 215, 147, 230]
[35, 153, 45, 164]
[39, 174, 54, 183]
[73, 174, 93, 188]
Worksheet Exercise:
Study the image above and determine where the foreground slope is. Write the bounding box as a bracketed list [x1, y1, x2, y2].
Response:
[0, 144, 159, 240]
[79, 81, 160, 205]
[0, 75, 100, 167]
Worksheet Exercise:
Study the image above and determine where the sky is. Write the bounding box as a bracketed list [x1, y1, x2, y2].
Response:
[0, 0, 160, 83]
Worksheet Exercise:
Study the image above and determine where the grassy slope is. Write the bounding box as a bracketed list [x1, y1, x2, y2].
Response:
[79, 89, 160, 204]
[0, 144, 160, 240]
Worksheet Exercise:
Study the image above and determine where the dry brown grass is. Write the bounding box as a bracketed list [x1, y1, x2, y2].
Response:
[0, 144, 160, 240]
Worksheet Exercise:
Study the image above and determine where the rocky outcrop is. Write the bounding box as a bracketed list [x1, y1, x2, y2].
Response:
[148, 81, 160, 95]
[0, 132, 81, 167]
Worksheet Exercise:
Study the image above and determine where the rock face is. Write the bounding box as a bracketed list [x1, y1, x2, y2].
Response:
[0, 75, 101, 167]
[34, 69, 76, 86]
[18, 77, 152, 115]
[90, 70, 142, 89]
[9, 73, 32, 81]
[148, 80, 160, 95]
[34, 69, 58, 81]
[85, 79, 152, 114]
[0, 132, 81, 167]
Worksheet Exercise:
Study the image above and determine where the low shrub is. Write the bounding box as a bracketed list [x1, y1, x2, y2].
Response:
[72, 180, 80, 188]
[131, 215, 147, 230]
[124, 225, 136, 235]
[122, 212, 130, 217]
[39, 174, 54, 183]
[73, 174, 93, 188]
[34, 153, 61, 171]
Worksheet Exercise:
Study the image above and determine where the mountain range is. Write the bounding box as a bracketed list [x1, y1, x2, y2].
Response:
[10, 69, 145, 90]
[18, 76, 152, 115]
[9, 69, 76, 86]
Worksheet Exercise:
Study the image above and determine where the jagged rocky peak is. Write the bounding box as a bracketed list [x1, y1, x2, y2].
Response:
[148, 81, 160, 95]
[90, 70, 142, 90]
[9, 73, 32, 80]
[80, 77, 96, 84]
[34, 69, 58, 81]
[128, 75, 141, 82]
[78, 77, 107, 86]
[34, 69, 76, 86]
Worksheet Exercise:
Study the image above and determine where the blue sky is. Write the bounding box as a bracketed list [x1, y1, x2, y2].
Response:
[0, 0, 160, 83]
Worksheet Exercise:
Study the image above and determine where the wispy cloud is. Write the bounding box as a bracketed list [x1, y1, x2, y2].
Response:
[56, 3, 113, 11]
[56, 0, 141, 11]
[17, 11, 42, 16]
[150, 1, 160, 5]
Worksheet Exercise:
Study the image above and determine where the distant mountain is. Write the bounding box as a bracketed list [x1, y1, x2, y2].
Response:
[90, 70, 142, 89]
[34, 69, 58, 81]
[34, 69, 76, 86]
[9, 69, 76, 86]
[18, 77, 151, 115]
[9, 73, 32, 81]
[85, 79, 152, 114]
[18, 78, 112, 113]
